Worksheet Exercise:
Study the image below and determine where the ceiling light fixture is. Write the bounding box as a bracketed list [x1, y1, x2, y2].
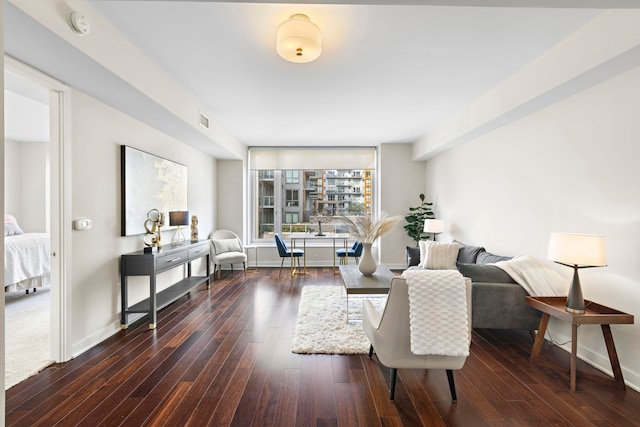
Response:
[276, 14, 321, 63]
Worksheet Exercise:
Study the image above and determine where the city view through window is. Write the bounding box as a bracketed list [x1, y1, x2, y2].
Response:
[253, 169, 374, 241]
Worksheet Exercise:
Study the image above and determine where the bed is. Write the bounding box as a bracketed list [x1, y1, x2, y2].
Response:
[4, 215, 50, 293]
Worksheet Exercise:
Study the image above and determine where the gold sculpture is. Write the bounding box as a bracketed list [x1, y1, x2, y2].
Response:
[190, 215, 199, 241]
[144, 208, 164, 249]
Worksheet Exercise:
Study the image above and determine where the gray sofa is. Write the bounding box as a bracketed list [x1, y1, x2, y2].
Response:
[406, 241, 541, 331]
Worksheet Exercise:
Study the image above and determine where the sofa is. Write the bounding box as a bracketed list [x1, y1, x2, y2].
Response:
[406, 241, 541, 331]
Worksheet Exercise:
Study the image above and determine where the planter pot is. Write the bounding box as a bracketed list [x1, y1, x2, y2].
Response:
[358, 242, 377, 276]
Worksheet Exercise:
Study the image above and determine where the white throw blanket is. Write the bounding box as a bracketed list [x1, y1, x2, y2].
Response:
[402, 269, 470, 357]
[495, 255, 569, 296]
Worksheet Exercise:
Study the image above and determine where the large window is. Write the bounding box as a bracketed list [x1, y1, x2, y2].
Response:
[249, 148, 376, 242]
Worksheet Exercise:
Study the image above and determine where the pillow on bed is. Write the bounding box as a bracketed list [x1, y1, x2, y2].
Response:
[4, 215, 23, 236]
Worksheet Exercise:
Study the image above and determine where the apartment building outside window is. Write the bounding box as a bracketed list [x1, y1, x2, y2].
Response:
[249, 148, 376, 242]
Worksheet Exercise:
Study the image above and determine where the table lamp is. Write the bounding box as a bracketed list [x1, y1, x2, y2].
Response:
[547, 232, 606, 313]
[169, 211, 189, 246]
[423, 219, 445, 241]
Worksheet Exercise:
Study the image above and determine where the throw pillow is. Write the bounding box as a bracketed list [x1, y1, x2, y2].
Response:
[406, 246, 420, 267]
[476, 251, 513, 264]
[213, 238, 242, 254]
[419, 240, 460, 270]
[453, 240, 485, 264]
[456, 262, 516, 283]
[4, 215, 23, 236]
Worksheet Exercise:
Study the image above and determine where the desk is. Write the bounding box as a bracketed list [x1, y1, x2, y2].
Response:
[289, 233, 350, 276]
[526, 296, 634, 391]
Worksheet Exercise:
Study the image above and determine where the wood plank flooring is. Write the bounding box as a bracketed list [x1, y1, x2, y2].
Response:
[6, 267, 640, 426]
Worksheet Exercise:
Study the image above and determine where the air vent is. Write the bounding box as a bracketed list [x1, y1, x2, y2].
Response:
[199, 111, 210, 129]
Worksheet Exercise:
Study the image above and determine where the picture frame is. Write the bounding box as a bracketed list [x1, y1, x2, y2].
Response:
[120, 145, 188, 236]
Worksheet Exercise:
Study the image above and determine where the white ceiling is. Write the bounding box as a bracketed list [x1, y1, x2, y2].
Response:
[85, 1, 602, 148]
[7, 1, 635, 154]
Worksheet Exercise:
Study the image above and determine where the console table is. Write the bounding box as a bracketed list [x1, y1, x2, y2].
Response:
[120, 240, 211, 329]
[526, 296, 634, 391]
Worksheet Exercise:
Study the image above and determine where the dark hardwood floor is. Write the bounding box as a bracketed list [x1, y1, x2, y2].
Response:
[6, 267, 640, 426]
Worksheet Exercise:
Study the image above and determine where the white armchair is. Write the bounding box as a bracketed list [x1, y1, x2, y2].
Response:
[210, 230, 247, 279]
[363, 276, 472, 401]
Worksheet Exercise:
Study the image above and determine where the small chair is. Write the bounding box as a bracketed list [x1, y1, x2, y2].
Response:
[336, 241, 364, 265]
[274, 234, 304, 276]
[210, 230, 247, 279]
[363, 275, 472, 401]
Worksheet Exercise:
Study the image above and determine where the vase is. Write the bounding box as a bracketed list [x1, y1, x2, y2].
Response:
[358, 242, 377, 275]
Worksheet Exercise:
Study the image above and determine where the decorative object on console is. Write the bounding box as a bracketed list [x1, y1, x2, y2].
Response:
[276, 14, 322, 63]
[143, 208, 163, 251]
[423, 219, 445, 241]
[339, 213, 401, 276]
[169, 211, 189, 246]
[404, 193, 435, 244]
[190, 215, 199, 241]
[547, 232, 606, 314]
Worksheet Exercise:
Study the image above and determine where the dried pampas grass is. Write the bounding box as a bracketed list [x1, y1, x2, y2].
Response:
[338, 213, 401, 243]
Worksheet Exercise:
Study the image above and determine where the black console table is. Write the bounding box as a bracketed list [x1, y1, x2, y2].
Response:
[120, 240, 211, 329]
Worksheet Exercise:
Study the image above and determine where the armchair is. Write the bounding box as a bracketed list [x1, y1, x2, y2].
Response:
[363, 275, 472, 401]
[210, 230, 247, 279]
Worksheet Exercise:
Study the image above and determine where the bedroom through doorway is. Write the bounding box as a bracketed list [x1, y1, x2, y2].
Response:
[3, 61, 66, 388]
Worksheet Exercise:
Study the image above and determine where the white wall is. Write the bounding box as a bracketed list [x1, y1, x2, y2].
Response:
[425, 64, 640, 391]
[68, 89, 216, 355]
[378, 143, 426, 267]
[4, 139, 48, 232]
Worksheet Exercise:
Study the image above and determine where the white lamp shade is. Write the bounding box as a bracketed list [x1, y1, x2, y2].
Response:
[423, 219, 445, 234]
[276, 14, 321, 63]
[547, 233, 606, 267]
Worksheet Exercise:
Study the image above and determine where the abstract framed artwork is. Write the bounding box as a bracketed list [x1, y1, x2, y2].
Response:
[121, 145, 188, 236]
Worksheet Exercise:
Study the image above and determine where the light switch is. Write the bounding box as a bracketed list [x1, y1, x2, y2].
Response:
[74, 219, 92, 230]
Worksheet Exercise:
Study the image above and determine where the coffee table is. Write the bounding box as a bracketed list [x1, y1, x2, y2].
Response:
[339, 265, 395, 322]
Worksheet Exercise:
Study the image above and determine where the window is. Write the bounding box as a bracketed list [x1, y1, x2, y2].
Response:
[285, 170, 299, 183]
[249, 148, 376, 241]
[286, 190, 299, 207]
[285, 212, 299, 223]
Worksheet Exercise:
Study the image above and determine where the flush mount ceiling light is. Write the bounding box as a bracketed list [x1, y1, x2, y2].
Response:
[276, 14, 321, 63]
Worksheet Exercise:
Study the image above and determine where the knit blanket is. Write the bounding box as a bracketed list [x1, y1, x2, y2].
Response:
[402, 269, 470, 357]
[495, 255, 569, 296]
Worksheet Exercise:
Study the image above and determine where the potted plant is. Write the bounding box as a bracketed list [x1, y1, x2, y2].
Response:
[404, 193, 435, 244]
[339, 213, 401, 275]
[309, 208, 333, 236]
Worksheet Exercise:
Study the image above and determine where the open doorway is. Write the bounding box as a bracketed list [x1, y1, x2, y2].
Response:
[4, 58, 70, 388]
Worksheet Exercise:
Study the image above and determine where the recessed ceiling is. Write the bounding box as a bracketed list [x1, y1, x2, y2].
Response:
[85, 1, 601, 148]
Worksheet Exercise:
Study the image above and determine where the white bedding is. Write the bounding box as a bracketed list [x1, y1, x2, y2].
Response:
[4, 233, 50, 291]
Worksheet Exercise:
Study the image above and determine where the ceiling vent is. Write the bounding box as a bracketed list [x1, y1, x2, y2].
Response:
[199, 111, 210, 129]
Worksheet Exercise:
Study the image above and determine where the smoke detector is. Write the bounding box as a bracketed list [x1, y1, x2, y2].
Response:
[68, 11, 91, 36]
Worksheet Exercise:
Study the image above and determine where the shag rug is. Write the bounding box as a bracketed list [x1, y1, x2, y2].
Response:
[5, 288, 54, 389]
[291, 285, 387, 354]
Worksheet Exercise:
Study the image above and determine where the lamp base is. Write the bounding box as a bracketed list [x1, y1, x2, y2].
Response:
[565, 267, 585, 314]
[171, 227, 185, 246]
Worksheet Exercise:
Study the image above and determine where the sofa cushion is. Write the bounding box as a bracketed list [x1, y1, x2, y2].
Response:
[419, 240, 459, 270]
[406, 246, 421, 267]
[456, 262, 516, 284]
[454, 240, 485, 264]
[476, 251, 513, 264]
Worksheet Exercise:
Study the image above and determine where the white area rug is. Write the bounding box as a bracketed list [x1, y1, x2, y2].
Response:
[5, 288, 53, 389]
[291, 285, 387, 354]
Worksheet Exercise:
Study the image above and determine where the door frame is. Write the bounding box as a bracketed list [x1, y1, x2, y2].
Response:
[5, 56, 72, 362]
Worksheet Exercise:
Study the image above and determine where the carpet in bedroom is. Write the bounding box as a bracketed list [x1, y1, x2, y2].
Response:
[290, 285, 387, 355]
[5, 288, 54, 389]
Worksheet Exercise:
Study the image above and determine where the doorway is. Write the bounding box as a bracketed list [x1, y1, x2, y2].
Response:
[4, 57, 71, 385]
